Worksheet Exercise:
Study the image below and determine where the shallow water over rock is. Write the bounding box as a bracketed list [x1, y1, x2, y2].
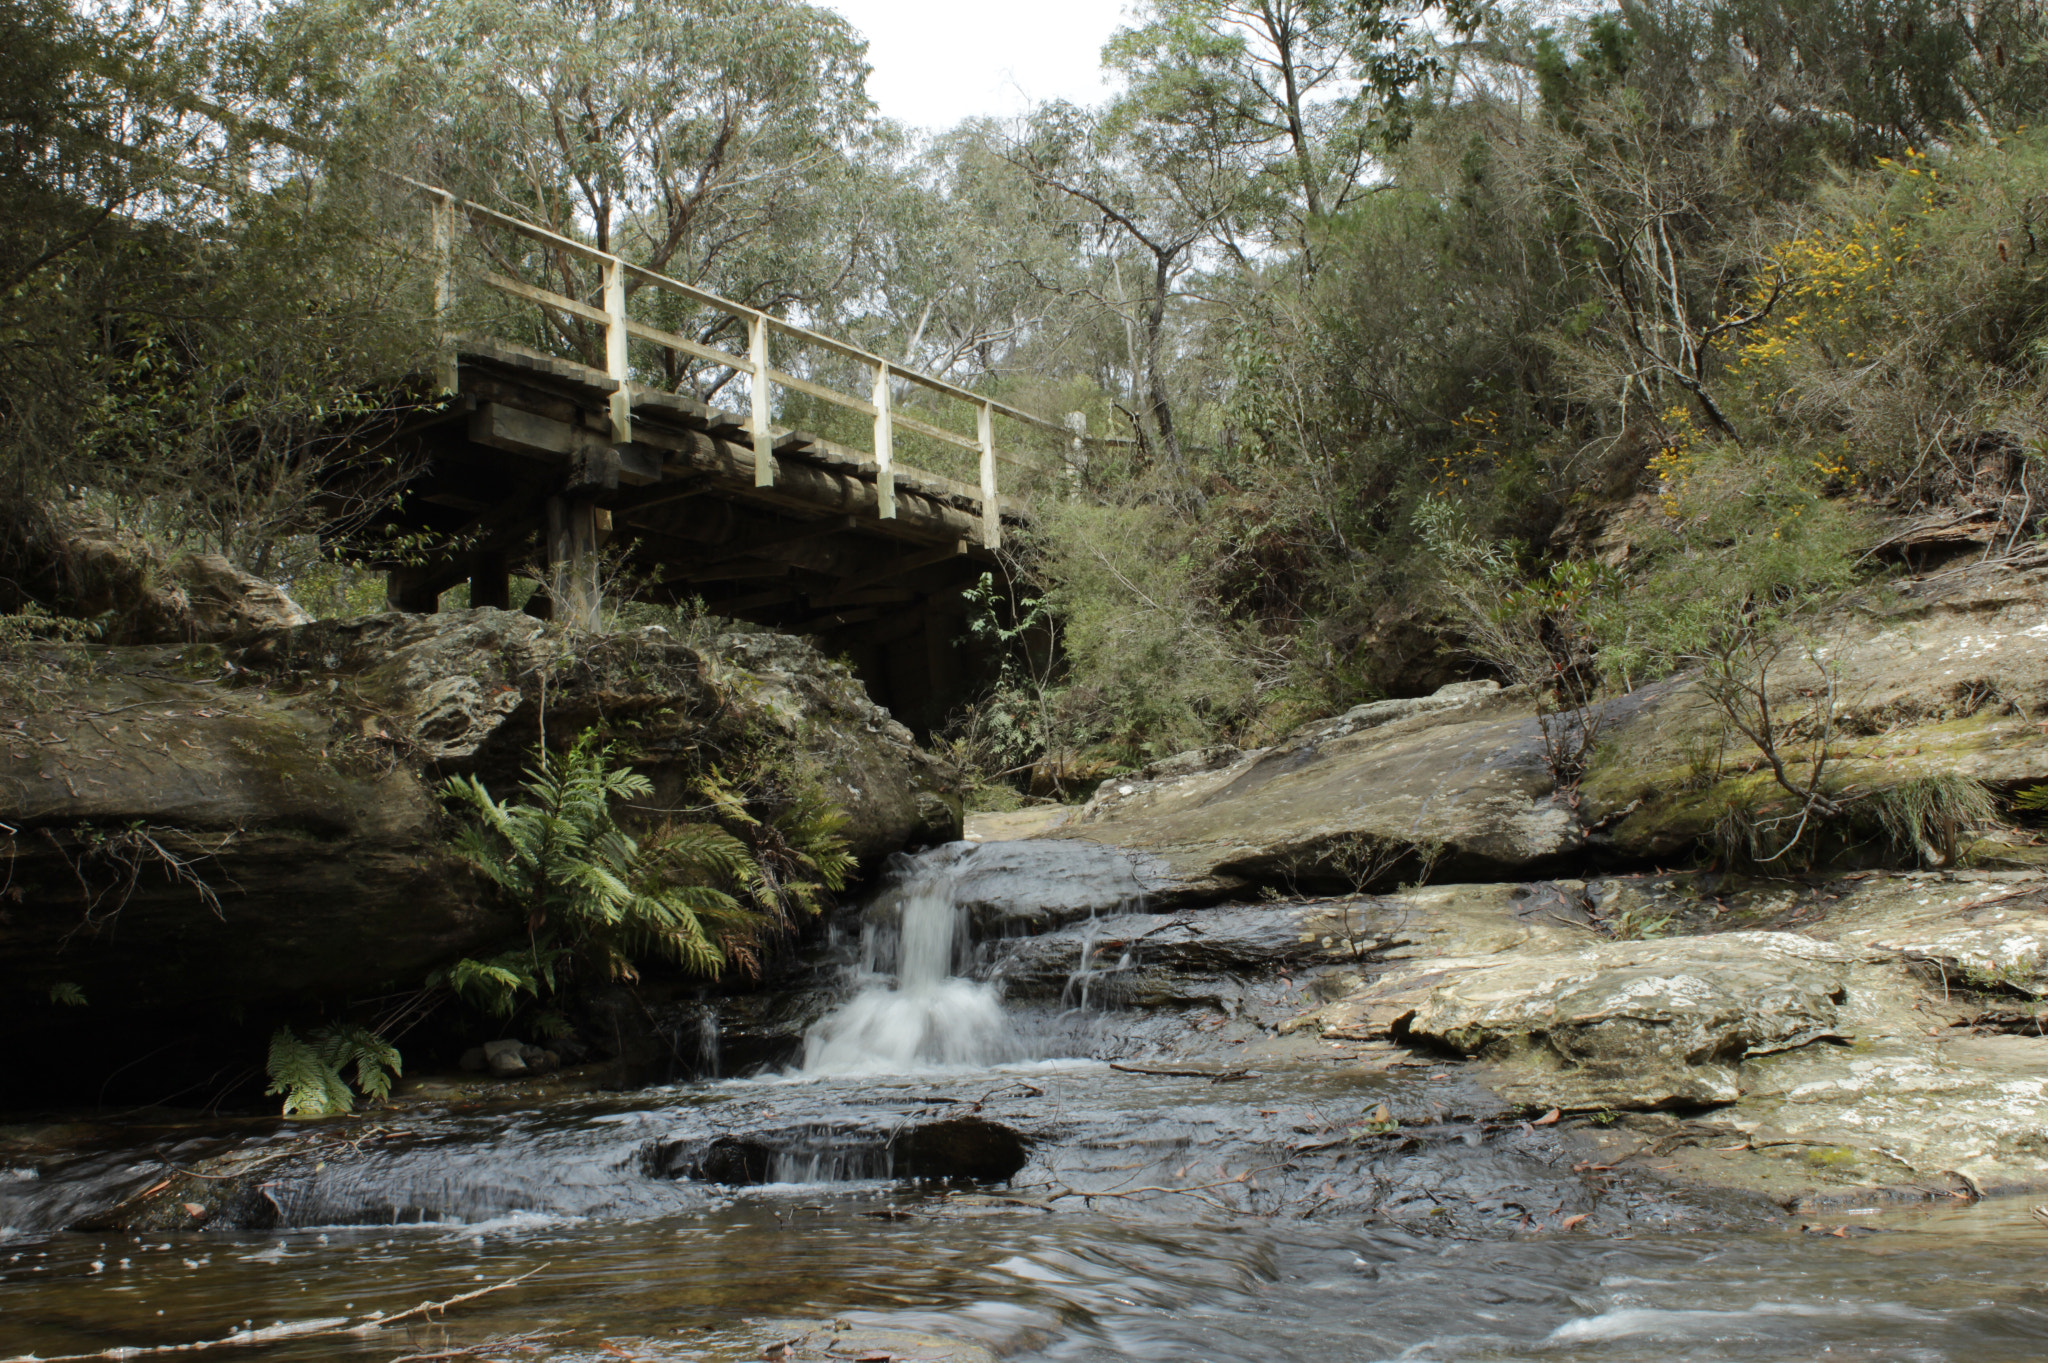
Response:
[6, 844, 2046, 1361]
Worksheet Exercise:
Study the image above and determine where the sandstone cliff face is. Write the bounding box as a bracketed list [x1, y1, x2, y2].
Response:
[0, 610, 960, 1055]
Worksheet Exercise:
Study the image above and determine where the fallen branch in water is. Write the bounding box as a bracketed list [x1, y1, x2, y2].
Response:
[366, 1264, 550, 1330]
[0, 1264, 549, 1363]
[1108, 1062, 1251, 1082]
[388, 1329, 570, 1362]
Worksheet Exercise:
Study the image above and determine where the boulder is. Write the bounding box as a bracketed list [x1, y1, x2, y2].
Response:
[1055, 681, 1588, 901]
[0, 610, 962, 1101]
[174, 554, 313, 638]
[482, 1039, 529, 1077]
[0, 499, 312, 644]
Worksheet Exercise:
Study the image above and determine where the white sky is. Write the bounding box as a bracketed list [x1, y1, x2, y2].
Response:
[827, 0, 1134, 131]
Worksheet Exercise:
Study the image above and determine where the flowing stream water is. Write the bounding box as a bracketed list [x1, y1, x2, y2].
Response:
[4, 842, 2045, 1362]
[799, 852, 1024, 1075]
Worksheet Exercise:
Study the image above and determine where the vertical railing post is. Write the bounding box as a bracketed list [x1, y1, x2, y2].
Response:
[872, 362, 896, 519]
[431, 194, 457, 396]
[602, 255, 631, 443]
[749, 313, 774, 487]
[977, 400, 1000, 549]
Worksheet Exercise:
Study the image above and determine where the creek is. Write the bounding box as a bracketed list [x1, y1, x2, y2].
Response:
[4, 843, 2045, 1361]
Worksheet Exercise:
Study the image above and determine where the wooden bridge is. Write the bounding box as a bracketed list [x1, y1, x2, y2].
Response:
[336, 183, 1104, 732]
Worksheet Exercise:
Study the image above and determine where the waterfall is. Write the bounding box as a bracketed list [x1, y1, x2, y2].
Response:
[801, 855, 1021, 1075]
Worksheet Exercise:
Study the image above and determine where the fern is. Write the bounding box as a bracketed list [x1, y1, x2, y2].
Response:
[265, 1028, 356, 1117]
[264, 1023, 403, 1116]
[437, 733, 813, 1004]
[2018, 784, 2048, 812]
[315, 1023, 402, 1102]
[48, 982, 87, 1006]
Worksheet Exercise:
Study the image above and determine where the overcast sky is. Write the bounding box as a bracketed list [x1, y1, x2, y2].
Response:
[826, 0, 1133, 131]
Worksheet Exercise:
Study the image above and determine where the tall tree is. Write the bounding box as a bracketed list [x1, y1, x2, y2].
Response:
[277, 0, 885, 390]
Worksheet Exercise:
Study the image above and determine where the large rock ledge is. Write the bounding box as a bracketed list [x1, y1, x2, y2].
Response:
[0, 611, 960, 1037]
[1053, 564, 2048, 900]
[1263, 871, 2048, 1195]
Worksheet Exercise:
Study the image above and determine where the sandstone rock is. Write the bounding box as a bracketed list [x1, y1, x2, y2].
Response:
[1, 499, 312, 644]
[173, 554, 312, 637]
[1055, 681, 1581, 901]
[988, 901, 1378, 1008]
[1581, 564, 2048, 861]
[1394, 932, 1861, 1108]
[0, 610, 962, 1101]
[483, 1039, 529, 1077]
[884, 839, 1167, 938]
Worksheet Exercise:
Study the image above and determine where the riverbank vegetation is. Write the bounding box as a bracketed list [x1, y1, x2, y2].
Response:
[6, 3, 2046, 831]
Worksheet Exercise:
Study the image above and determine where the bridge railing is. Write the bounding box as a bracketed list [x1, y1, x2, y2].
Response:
[409, 178, 1086, 549]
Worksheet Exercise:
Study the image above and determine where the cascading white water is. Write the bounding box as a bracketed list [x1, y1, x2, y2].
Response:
[800, 856, 1021, 1075]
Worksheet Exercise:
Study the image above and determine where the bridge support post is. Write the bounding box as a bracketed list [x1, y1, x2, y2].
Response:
[469, 550, 510, 611]
[602, 257, 632, 444]
[977, 400, 999, 548]
[546, 496, 603, 632]
[431, 194, 457, 396]
[749, 314, 774, 488]
[385, 566, 441, 614]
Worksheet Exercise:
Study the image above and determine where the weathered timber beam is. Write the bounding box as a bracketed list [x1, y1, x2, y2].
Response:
[713, 586, 801, 613]
[664, 562, 792, 586]
[630, 424, 984, 544]
[607, 475, 711, 523]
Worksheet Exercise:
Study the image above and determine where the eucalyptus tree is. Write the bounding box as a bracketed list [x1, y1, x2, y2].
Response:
[1, 0, 430, 582]
[277, 0, 887, 392]
[1101, 0, 1493, 268]
[1004, 99, 1257, 496]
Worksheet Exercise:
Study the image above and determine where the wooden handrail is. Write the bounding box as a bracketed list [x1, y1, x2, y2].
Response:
[88, 75, 1130, 555]
[405, 176, 1094, 438]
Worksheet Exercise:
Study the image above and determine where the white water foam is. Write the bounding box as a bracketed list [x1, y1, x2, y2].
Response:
[801, 856, 1022, 1075]
[1548, 1298, 1946, 1342]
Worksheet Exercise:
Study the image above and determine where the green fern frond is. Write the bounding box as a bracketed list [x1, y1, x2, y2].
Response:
[264, 1027, 356, 1117]
[2018, 784, 2048, 812]
[310, 1023, 402, 1102]
[48, 981, 87, 1006]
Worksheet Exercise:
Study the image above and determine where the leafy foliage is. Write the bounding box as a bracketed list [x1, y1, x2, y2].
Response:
[264, 1023, 402, 1117]
[436, 732, 852, 1016]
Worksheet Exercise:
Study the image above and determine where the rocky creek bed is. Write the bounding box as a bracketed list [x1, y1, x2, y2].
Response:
[5, 558, 2048, 1359]
[8, 838, 2048, 1361]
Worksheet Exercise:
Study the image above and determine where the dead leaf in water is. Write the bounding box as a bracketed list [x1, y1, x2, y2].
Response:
[1533, 1109, 1560, 1126]
[1560, 1214, 1588, 1231]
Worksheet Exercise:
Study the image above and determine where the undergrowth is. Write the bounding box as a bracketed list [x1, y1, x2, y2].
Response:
[265, 1023, 401, 1117]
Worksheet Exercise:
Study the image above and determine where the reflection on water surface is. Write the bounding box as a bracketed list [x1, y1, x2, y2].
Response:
[4, 1188, 2045, 1361]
